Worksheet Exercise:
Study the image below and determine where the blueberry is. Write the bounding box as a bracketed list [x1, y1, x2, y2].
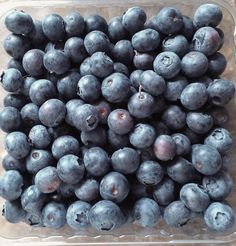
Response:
[130, 69, 143, 89]
[65, 11, 85, 37]
[57, 71, 81, 99]
[51, 135, 80, 160]
[0, 170, 23, 201]
[58, 182, 75, 198]
[100, 171, 130, 203]
[171, 133, 191, 156]
[153, 177, 175, 206]
[75, 179, 99, 202]
[28, 20, 47, 46]
[113, 40, 134, 65]
[186, 112, 213, 134]
[29, 79, 57, 105]
[207, 79, 235, 106]
[162, 35, 189, 57]
[153, 51, 181, 79]
[103, 73, 131, 103]
[122, 7, 146, 34]
[203, 170, 233, 201]
[22, 49, 46, 77]
[72, 104, 99, 132]
[156, 7, 183, 35]
[133, 51, 155, 70]
[80, 57, 92, 76]
[0, 106, 21, 133]
[128, 92, 154, 119]
[190, 75, 213, 87]
[192, 27, 220, 56]
[136, 160, 163, 186]
[42, 202, 66, 229]
[84, 31, 110, 55]
[7, 58, 26, 76]
[132, 28, 160, 52]
[129, 123, 156, 149]
[85, 14, 108, 33]
[26, 149, 54, 174]
[66, 201, 91, 229]
[77, 75, 101, 102]
[19, 76, 36, 97]
[204, 128, 233, 154]
[35, 166, 61, 193]
[133, 198, 161, 227]
[57, 154, 84, 184]
[151, 121, 171, 136]
[111, 147, 140, 174]
[152, 95, 166, 114]
[39, 99, 66, 128]
[192, 144, 222, 175]
[21, 185, 46, 212]
[20, 103, 40, 127]
[207, 52, 227, 76]
[48, 123, 74, 141]
[4, 34, 31, 59]
[4, 131, 30, 159]
[2, 200, 26, 223]
[181, 51, 208, 78]
[204, 202, 235, 232]
[1, 68, 23, 92]
[164, 75, 188, 102]
[81, 126, 106, 147]
[44, 41, 64, 52]
[5, 10, 33, 35]
[43, 49, 70, 75]
[90, 52, 113, 78]
[107, 129, 130, 150]
[108, 109, 133, 135]
[84, 147, 110, 177]
[181, 16, 195, 41]
[113, 62, 129, 76]
[138, 70, 165, 96]
[144, 15, 159, 31]
[215, 27, 224, 50]
[2, 154, 25, 172]
[89, 200, 125, 231]
[108, 16, 128, 41]
[167, 157, 200, 184]
[65, 99, 84, 126]
[180, 83, 208, 110]
[25, 210, 43, 227]
[162, 105, 186, 130]
[164, 200, 191, 227]
[153, 135, 176, 161]
[194, 4, 223, 28]
[64, 37, 87, 64]
[130, 179, 153, 199]
[42, 14, 65, 41]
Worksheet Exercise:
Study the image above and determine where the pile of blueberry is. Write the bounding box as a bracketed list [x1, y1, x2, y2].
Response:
[0, 3, 235, 233]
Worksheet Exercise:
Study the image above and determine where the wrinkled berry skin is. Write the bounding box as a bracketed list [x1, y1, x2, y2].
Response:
[192, 27, 220, 56]
[191, 144, 222, 175]
[204, 202, 235, 232]
[72, 104, 99, 132]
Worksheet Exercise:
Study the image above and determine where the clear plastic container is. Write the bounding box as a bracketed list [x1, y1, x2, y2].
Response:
[0, 0, 236, 245]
